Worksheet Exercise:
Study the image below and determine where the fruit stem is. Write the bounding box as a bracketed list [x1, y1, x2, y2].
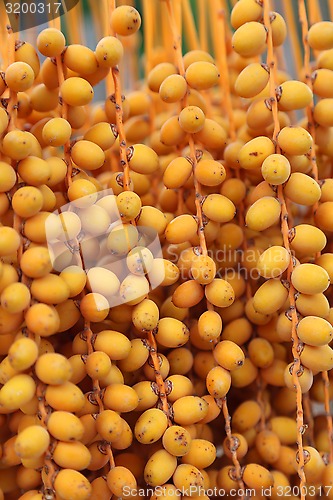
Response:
[263, 0, 306, 494]
[101, 0, 115, 97]
[52, 17, 73, 189]
[111, 71, 131, 192]
[6, 27, 22, 271]
[298, 0, 319, 185]
[108, 0, 132, 192]
[256, 378, 267, 432]
[302, 392, 315, 447]
[85, 325, 115, 467]
[322, 370, 333, 463]
[6, 26, 17, 132]
[221, 397, 246, 496]
[299, 1, 333, 457]
[147, 330, 172, 425]
[164, 0, 208, 258]
[212, 1, 252, 305]
[37, 383, 57, 498]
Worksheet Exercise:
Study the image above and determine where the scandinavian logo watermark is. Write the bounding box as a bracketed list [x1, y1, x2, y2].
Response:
[44, 187, 298, 308]
[45, 188, 165, 308]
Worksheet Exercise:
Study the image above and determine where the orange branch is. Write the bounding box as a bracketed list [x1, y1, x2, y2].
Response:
[181, 0, 199, 51]
[143, 0, 154, 77]
[197, 0, 208, 51]
[308, 0, 322, 23]
[64, 1, 81, 44]
[212, 2, 235, 140]
[282, 0, 303, 79]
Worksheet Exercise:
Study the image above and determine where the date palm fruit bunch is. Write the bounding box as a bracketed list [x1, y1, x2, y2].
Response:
[0, 0, 333, 499]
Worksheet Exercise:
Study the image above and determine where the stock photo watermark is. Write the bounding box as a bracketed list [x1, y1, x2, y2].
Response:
[121, 485, 333, 498]
[3, 0, 79, 32]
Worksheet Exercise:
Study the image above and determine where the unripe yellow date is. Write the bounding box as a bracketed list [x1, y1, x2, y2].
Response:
[277, 126, 313, 155]
[198, 310, 222, 341]
[238, 136, 275, 170]
[253, 279, 288, 315]
[107, 466, 137, 496]
[232, 22, 267, 58]
[300, 446, 326, 484]
[14, 425, 50, 459]
[0, 374, 36, 411]
[213, 340, 245, 370]
[47, 411, 84, 442]
[8, 338, 38, 371]
[284, 363, 313, 393]
[206, 366, 231, 398]
[230, 0, 263, 30]
[144, 449, 177, 486]
[117, 339, 149, 372]
[35, 352, 73, 385]
[45, 382, 85, 412]
[232, 400, 262, 432]
[243, 463, 274, 490]
[132, 299, 159, 331]
[297, 316, 333, 346]
[173, 463, 204, 494]
[54, 469, 92, 500]
[235, 63, 269, 98]
[296, 292, 330, 319]
[202, 194, 236, 223]
[300, 344, 333, 373]
[155, 317, 190, 348]
[246, 196, 281, 232]
[308, 21, 333, 50]
[172, 396, 209, 425]
[256, 245, 290, 278]
[255, 430, 281, 463]
[162, 425, 192, 456]
[94, 330, 131, 360]
[181, 439, 216, 469]
[134, 408, 168, 444]
[53, 441, 91, 471]
[223, 432, 248, 460]
[290, 224, 326, 256]
[103, 384, 139, 412]
[284, 172, 321, 206]
[205, 279, 235, 308]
